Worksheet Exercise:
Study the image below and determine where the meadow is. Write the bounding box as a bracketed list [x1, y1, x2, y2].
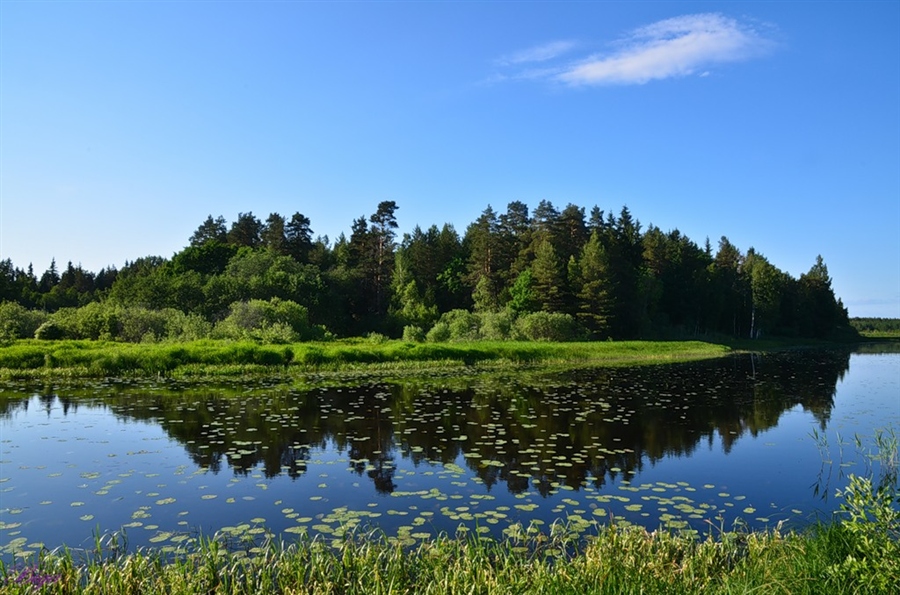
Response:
[0, 339, 732, 379]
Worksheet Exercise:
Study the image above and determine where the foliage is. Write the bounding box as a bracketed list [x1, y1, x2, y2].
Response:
[213, 298, 319, 343]
[402, 325, 426, 343]
[425, 321, 451, 343]
[851, 317, 900, 335]
[827, 474, 900, 590]
[507, 269, 537, 314]
[391, 280, 438, 330]
[33, 321, 65, 341]
[1, 202, 855, 342]
[479, 309, 515, 341]
[434, 309, 481, 341]
[0, 302, 47, 340]
[171, 241, 237, 276]
[514, 311, 580, 341]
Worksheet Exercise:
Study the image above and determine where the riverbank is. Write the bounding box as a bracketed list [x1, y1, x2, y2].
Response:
[0, 339, 738, 379]
[2, 507, 896, 595]
[0, 336, 882, 380]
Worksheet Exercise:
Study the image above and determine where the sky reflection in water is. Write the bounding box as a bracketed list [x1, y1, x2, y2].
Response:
[1, 347, 897, 559]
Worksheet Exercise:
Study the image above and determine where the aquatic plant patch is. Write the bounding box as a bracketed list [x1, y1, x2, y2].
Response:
[1, 349, 897, 562]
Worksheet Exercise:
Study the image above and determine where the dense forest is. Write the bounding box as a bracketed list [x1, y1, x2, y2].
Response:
[850, 317, 900, 334]
[0, 201, 851, 343]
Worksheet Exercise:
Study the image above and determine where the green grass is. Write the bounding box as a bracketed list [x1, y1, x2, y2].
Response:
[0, 339, 733, 379]
[1, 515, 896, 594]
[858, 330, 900, 339]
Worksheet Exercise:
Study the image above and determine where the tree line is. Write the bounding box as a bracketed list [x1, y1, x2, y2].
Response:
[0, 200, 852, 342]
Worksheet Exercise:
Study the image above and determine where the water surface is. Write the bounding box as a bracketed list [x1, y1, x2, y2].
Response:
[1, 347, 897, 559]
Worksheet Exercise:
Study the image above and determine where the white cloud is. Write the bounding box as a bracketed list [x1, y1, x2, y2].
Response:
[496, 40, 576, 66]
[493, 14, 773, 87]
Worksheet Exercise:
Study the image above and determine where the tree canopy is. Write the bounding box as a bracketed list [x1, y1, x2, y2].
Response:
[0, 200, 853, 342]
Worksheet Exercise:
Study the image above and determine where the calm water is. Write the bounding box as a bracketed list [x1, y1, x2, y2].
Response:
[1, 347, 898, 559]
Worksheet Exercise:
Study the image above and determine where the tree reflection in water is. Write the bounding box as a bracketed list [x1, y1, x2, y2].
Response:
[0, 350, 851, 497]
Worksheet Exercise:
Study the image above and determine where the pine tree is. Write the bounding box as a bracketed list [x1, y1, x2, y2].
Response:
[189, 215, 227, 246]
[576, 232, 613, 337]
[798, 255, 845, 338]
[368, 201, 399, 317]
[39, 259, 60, 293]
[285, 213, 314, 262]
[261, 213, 288, 255]
[499, 201, 532, 282]
[227, 212, 263, 248]
[531, 240, 565, 313]
[605, 207, 645, 338]
[465, 206, 502, 307]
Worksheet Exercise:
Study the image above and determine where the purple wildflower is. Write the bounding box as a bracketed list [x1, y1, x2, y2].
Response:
[8, 565, 62, 588]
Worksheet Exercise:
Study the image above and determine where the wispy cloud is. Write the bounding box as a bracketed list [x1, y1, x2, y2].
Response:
[495, 14, 774, 87]
[496, 40, 577, 66]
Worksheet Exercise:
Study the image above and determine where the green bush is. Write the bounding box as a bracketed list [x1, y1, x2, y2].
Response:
[367, 332, 388, 344]
[426, 321, 450, 342]
[0, 302, 47, 340]
[514, 311, 579, 341]
[402, 325, 426, 342]
[34, 320, 65, 340]
[66, 301, 120, 340]
[118, 307, 170, 342]
[164, 310, 213, 341]
[213, 298, 317, 342]
[479, 310, 514, 340]
[253, 322, 298, 344]
[441, 309, 481, 341]
[0, 342, 47, 367]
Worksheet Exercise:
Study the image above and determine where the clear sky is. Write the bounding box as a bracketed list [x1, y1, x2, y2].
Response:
[1, 1, 898, 318]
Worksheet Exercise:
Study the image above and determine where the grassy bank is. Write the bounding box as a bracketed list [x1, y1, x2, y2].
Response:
[2, 503, 897, 594]
[0, 339, 733, 379]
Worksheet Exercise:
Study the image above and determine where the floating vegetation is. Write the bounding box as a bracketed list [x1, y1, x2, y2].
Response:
[0, 348, 897, 564]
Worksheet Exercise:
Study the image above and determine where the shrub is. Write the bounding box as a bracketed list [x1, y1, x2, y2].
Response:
[255, 322, 298, 344]
[43, 307, 81, 339]
[67, 301, 120, 340]
[440, 309, 481, 341]
[213, 298, 315, 342]
[164, 311, 213, 341]
[514, 311, 579, 341]
[0, 343, 47, 368]
[402, 325, 426, 343]
[34, 320, 65, 340]
[478, 310, 514, 340]
[426, 321, 451, 343]
[118, 307, 170, 343]
[367, 332, 388, 344]
[0, 302, 47, 340]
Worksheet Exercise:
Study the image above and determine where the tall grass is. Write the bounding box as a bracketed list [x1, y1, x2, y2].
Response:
[2, 514, 897, 594]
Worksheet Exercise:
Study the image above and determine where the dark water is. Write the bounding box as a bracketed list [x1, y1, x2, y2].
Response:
[1, 347, 898, 559]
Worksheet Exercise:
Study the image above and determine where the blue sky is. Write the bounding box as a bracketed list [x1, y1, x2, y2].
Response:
[1, 1, 898, 317]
